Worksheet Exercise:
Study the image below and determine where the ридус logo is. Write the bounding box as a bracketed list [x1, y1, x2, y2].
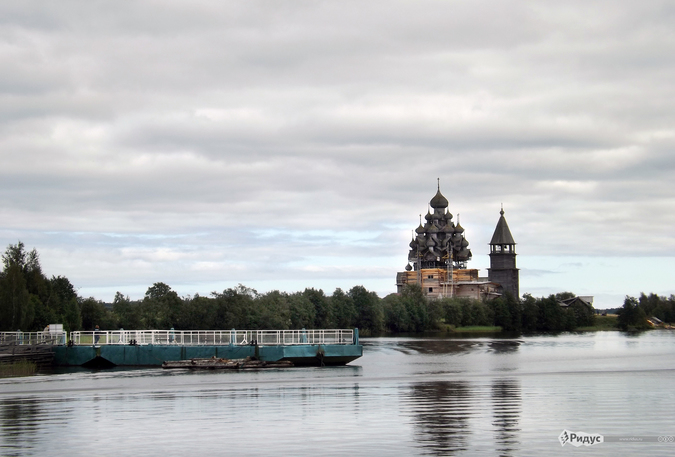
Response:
[559, 430, 604, 447]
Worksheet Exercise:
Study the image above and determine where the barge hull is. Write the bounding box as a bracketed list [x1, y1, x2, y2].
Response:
[52, 343, 362, 367]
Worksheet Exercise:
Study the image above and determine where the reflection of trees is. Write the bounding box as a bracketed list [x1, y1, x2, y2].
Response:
[491, 379, 521, 456]
[488, 340, 521, 354]
[396, 338, 521, 356]
[405, 381, 472, 455]
[397, 339, 480, 355]
[0, 398, 42, 454]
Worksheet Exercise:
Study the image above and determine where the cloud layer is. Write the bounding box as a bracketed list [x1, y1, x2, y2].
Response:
[1, 1, 674, 307]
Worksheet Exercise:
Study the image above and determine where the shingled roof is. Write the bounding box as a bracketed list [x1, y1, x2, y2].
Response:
[490, 208, 516, 245]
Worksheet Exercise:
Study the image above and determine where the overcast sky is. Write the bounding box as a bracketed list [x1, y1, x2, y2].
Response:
[1, 1, 674, 309]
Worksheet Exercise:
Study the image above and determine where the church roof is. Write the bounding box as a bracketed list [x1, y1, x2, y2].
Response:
[490, 208, 516, 245]
[429, 180, 449, 209]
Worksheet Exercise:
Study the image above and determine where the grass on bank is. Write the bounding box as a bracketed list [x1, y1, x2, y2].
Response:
[577, 315, 619, 332]
[0, 360, 38, 378]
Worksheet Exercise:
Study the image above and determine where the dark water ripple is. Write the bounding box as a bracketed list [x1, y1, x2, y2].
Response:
[1, 332, 675, 456]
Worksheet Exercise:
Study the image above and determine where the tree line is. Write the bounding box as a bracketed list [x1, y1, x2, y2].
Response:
[616, 293, 675, 331]
[2, 242, 671, 334]
[0, 242, 81, 332]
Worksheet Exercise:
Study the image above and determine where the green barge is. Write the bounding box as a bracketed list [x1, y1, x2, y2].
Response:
[51, 328, 362, 368]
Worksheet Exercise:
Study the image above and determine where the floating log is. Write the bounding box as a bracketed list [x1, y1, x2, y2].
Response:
[162, 357, 294, 370]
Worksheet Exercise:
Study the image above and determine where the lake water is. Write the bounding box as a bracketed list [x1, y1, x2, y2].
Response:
[1, 331, 674, 456]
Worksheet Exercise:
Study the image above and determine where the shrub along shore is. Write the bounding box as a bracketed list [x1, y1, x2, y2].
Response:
[2, 242, 671, 335]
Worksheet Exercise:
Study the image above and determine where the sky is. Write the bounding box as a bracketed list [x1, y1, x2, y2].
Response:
[1, 1, 674, 309]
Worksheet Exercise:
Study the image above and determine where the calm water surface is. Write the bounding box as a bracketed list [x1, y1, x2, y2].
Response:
[1, 331, 674, 456]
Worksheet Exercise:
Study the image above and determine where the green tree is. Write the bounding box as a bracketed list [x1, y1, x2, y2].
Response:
[80, 297, 113, 330]
[45, 276, 80, 331]
[288, 292, 315, 329]
[251, 290, 290, 329]
[521, 294, 538, 332]
[638, 292, 661, 317]
[441, 298, 463, 327]
[489, 293, 522, 332]
[113, 292, 142, 329]
[569, 300, 595, 328]
[0, 262, 31, 330]
[617, 296, 650, 331]
[382, 293, 410, 332]
[63, 297, 82, 332]
[303, 288, 334, 329]
[459, 299, 491, 327]
[401, 284, 429, 332]
[348, 286, 383, 334]
[212, 284, 258, 329]
[651, 295, 675, 324]
[140, 282, 182, 328]
[426, 296, 444, 330]
[0, 242, 45, 330]
[331, 288, 357, 328]
[178, 294, 217, 329]
[537, 295, 565, 331]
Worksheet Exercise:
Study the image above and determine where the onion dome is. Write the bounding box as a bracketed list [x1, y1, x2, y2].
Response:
[429, 178, 449, 209]
[409, 238, 417, 249]
[444, 224, 455, 235]
[425, 211, 433, 221]
[454, 223, 464, 234]
[461, 237, 469, 248]
[445, 211, 453, 221]
[405, 263, 412, 271]
[415, 223, 425, 234]
[428, 224, 439, 233]
[430, 189, 448, 209]
[456, 248, 471, 261]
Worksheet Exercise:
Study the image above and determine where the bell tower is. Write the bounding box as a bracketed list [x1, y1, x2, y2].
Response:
[487, 206, 519, 298]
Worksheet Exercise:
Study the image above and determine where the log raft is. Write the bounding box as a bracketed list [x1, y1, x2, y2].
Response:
[162, 357, 294, 370]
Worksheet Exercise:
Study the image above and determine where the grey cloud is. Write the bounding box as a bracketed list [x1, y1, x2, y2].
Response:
[1, 1, 674, 304]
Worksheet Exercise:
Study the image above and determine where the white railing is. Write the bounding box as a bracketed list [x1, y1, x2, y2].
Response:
[0, 331, 68, 346]
[68, 329, 356, 347]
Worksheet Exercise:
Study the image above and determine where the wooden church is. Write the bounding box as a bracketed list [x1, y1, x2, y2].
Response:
[396, 182, 519, 300]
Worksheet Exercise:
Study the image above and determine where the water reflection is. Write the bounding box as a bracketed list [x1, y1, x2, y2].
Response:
[0, 398, 42, 456]
[391, 338, 522, 356]
[0, 333, 673, 456]
[404, 381, 473, 455]
[491, 379, 521, 456]
[488, 340, 521, 354]
[402, 378, 522, 456]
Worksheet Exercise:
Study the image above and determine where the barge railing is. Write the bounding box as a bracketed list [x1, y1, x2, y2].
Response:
[67, 329, 357, 346]
[0, 331, 67, 346]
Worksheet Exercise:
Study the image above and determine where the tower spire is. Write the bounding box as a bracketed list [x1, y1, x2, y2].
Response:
[488, 206, 519, 298]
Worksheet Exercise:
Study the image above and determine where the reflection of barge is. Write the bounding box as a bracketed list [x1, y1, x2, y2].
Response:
[51, 329, 362, 368]
[162, 357, 294, 370]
